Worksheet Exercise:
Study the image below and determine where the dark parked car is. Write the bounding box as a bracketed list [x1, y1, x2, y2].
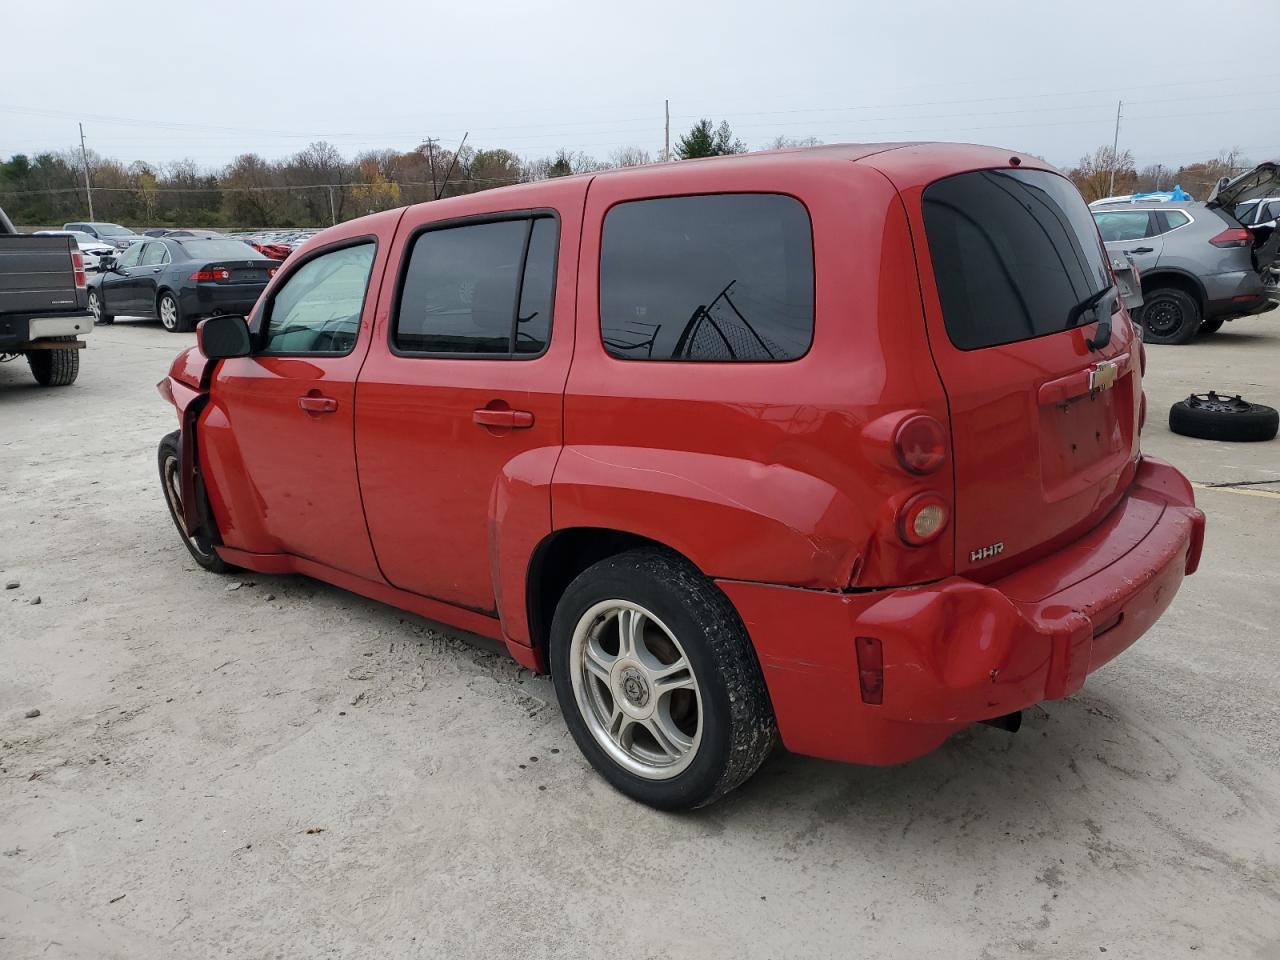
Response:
[88, 236, 277, 332]
[63, 221, 146, 250]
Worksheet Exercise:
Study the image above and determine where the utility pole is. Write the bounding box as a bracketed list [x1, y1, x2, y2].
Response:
[78, 122, 94, 220]
[1107, 100, 1123, 196]
[327, 186, 337, 225]
[425, 137, 438, 198]
[663, 99, 670, 162]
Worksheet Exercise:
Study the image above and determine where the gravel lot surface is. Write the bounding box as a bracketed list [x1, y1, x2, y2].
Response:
[2, 313, 1279, 959]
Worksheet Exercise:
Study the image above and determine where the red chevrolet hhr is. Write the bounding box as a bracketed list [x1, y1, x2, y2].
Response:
[158, 143, 1205, 809]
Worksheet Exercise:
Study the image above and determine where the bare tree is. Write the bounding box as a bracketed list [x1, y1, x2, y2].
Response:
[765, 135, 823, 150]
[609, 145, 652, 167]
[1069, 145, 1137, 202]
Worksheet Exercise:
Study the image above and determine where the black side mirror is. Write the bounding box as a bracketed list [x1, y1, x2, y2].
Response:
[197, 315, 251, 359]
[99, 255, 117, 272]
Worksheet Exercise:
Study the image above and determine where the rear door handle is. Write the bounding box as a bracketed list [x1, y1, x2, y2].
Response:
[473, 408, 534, 428]
[1125, 246, 1154, 254]
[298, 395, 338, 414]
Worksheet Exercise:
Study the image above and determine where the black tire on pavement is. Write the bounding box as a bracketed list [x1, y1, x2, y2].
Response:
[1136, 287, 1201, 344]
[158, 291, 193, 333]
[27, 337, 79, 387]
[1196, 317, 1225, 336]
[1168, 392, 1278, 442]
[87, 289, 114, 325]
[549, 548, 777, 810]
[157, 431, 233, 572]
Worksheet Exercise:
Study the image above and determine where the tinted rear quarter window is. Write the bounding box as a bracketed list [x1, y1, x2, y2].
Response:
[600, 193, 814, 361]
[923, 169, 1111, 351]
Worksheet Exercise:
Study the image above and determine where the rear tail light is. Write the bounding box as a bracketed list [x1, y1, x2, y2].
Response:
[897, 492, 949, 546]
[70, 251, 86, 289]
[190, 268, 231, 281]
[1209, 227, 1252, 248]
[893, 415, 947, 475]
[854, 637, 884, 705]
[267, 266, 278, 278]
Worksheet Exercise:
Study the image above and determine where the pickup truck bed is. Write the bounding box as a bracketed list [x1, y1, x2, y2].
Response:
[1, 208, 93, 385]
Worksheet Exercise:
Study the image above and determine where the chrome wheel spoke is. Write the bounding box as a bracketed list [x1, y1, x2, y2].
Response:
[583, 637, 614, 684]
[650, 657, 695, 696]
[607, 705, 630, 746]
[644, 708, 694, 760]
[616, 607, 644, 659]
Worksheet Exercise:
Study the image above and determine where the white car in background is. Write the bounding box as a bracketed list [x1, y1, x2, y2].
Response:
[34, 229, 116, 272]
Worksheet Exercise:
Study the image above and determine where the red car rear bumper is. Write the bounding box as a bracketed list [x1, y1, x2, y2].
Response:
[717, 456, 1205, 765]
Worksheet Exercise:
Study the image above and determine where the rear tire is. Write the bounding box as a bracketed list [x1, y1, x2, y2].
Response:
[1135, 287, 1201, 344]
[27, 338, 79, 387]
[549, 548, 776, 810]
[87, 289, 113, 325]
[158, 291, 192, 333]
[158, 431, 233, 572]
[1197, 318, 1225, 336]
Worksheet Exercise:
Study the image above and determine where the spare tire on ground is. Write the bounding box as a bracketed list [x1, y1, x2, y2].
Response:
[1169, 392, 1279, 442]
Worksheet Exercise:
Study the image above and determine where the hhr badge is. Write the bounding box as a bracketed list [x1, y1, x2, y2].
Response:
[970, 541, 1005, 563]
[1089, 360, 1120, 392]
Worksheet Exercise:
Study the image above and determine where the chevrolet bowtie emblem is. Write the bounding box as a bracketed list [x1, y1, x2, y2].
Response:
[1089, 360, 1119, 392]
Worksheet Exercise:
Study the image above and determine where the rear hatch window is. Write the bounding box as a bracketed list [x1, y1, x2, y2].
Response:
[923, 169, 1112, 351]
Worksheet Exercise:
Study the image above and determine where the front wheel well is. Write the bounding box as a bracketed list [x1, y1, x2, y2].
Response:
[525, 528, 689, 666]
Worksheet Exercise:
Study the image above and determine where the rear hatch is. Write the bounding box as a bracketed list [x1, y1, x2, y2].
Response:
[911, 167, 1142, 582]
[1208, 161, 1280, 272]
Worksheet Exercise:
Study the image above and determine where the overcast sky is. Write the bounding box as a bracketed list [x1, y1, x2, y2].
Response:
[4, 0, 1276, 172]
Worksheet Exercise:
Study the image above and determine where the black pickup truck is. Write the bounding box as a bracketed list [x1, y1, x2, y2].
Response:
[0, 205, 93, 386]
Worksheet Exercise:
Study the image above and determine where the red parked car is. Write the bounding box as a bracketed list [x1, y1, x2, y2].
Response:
[157, 144, 1205, 809]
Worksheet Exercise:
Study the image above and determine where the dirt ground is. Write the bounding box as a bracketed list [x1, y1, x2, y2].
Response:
[2, 313, 1279, 959]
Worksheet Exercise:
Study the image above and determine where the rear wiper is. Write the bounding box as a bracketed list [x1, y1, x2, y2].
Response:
[1066, 284, 1117, 351]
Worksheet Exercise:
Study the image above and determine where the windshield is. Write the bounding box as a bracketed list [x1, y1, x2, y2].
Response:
[177, 239, 265, 260]
[923, 168, 1111, 351]
[95, 223, 135, 237]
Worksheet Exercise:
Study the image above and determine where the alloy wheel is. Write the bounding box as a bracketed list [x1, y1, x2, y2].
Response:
[88, 291, 101, 322]
[159, 296, 178, 331]
[569, 599, 702, 780]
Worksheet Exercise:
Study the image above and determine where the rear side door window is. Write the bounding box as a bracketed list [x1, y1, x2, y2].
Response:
[392, 215, 558, 357]
[259, 242, 376, 356]
[1094, 211, 1154, 243]
[599, 193, 814, 361]
[922, 169, 1112, 351]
